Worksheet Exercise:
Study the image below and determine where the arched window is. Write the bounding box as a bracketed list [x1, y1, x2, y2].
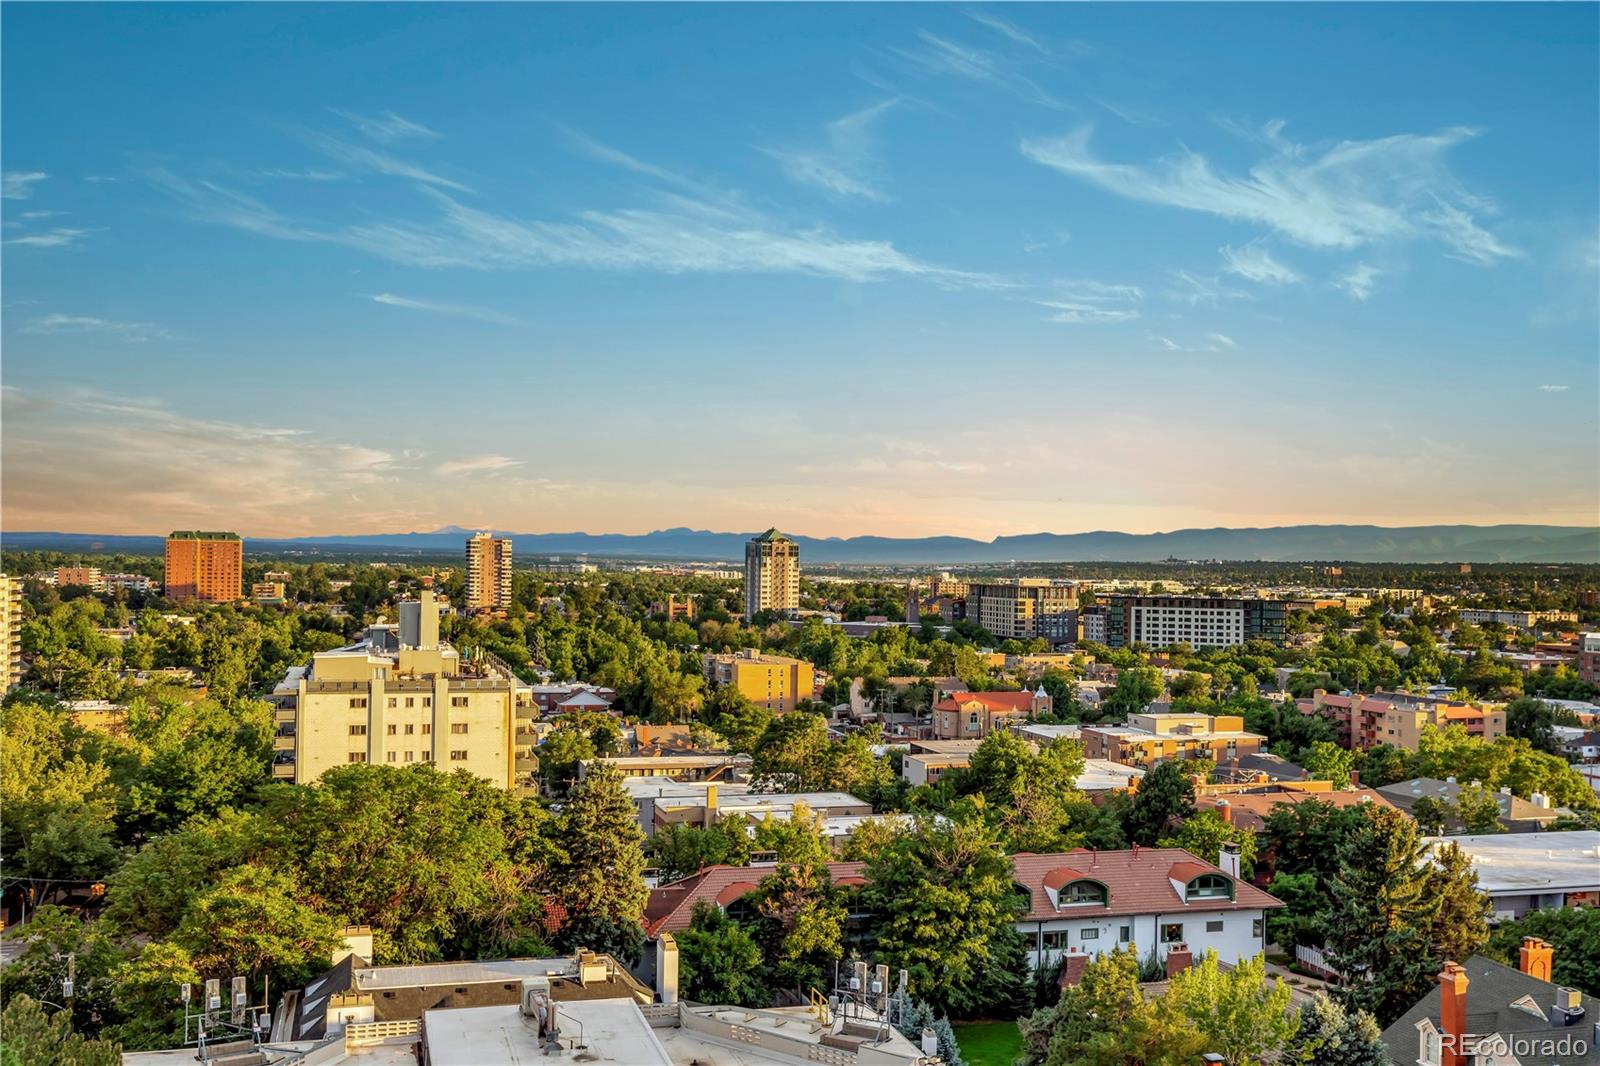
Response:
[1063, 881, 1108, 906]
[1185, 874, 1233, 901]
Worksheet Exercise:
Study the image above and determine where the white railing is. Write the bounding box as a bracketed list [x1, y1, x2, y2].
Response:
[345, 1019, 420, 1046]
[1294, 944, 1343, 979]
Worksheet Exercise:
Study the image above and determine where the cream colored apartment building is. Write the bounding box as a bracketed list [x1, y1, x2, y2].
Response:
[272, 591, 535, 788]
[465, 532, 513, 611]
[0, 575, 22, 692]
[743, 528, 800, 621]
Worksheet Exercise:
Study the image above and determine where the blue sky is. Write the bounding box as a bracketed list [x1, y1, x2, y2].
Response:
[3, 3, 1596, 538]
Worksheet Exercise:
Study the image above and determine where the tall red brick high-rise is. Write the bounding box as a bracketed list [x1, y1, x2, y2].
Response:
[164, 531, 243, 603]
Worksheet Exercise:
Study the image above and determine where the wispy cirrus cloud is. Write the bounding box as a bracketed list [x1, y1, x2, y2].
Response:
[760, 99, 898, 201]
[302, 131, 471, 192]
[369, 292, 523, 325]
[1537, 384, 1570, 393]
[435, 454, 523, 476]
[1166, 269, 1250, 307]
[249, 167, 344, 182]
[966, 10, 1045, 52]
[1338, 263, 1382, 301]
[891, 29, 1066, 109]
[1153, 332, 1236, 353]
[150, 160, 1004, 288]
[1021, 122, 1520, 264]
[20, 313, 174, 342]
[2, 171, 47, 199]
[4, 228, 91, 248]
[331, 108, 438, 142]
[1036, 279, 1141, 324]
[1220, 241, 1301, 285]
[563, 129, 700, 189]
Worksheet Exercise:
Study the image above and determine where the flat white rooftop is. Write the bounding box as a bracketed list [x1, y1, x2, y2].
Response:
[1078, 759, 1146, 791]
[1423, 830, 1600, 894]
[623, 779, 754, 802]
[1015, 723, 1083, 741]
[423, 1000, 671, 1065]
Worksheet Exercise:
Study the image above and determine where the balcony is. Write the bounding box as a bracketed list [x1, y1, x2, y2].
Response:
[273, 735, 295, 751]
[271, 762, 295, 779]
[275, 708, 297, 723]
[515, 755, 538, 773]
[515, 705, 538, 721]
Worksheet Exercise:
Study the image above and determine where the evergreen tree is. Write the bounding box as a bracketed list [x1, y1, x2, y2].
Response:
[1322, 807, 1445, 1026]
[554, 763, 649, 960]
[890, 993, 966, 1066]
[1125, 760, 1197, 845]
[1285, 993, 1387, 1066]
[0, 996, 121, 1066]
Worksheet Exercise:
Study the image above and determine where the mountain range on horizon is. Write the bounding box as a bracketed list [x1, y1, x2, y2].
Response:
[4, 523, 1597, 564]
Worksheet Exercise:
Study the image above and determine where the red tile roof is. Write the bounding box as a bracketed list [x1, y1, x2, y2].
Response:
[1042, 866, 1090, 890]
[1166, 860, 1214, 883]
[644, 862, 867, 936]
[645, 848, 1280, 935]
[1011, 848, 1281, 921]
[1197, 789, 1396, 832]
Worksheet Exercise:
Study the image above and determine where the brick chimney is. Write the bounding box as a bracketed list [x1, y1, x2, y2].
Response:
[1215, 799, 1232, 825]
[1057, 948, 1089, 988]
[1165, 943, 1193, 979]
[1438, 962, 1470, 1066]
[1519, 936, 1553, 983]
[1348, 769, 1360, 788]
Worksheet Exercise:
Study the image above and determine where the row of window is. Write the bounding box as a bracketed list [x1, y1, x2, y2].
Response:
[347, 750, 470, 764]
[348, 695, 477, 709]
[350, 723, 471, 736]
[1026, 917, 1264, 950]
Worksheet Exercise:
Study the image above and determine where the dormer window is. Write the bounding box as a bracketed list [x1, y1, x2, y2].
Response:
[1185, 874, 1233, 901]
[1063, 881, 1108, 906]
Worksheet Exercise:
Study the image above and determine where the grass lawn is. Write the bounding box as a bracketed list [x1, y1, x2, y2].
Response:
[953, 1020, 1023, 1066]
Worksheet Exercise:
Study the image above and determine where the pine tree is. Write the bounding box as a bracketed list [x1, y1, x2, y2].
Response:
[1285, 993, 1387, 1066]
[554, 763, 648, 959]
[1322, 806, 1443, 1026]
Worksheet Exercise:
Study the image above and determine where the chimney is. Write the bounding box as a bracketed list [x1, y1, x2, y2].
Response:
[1550, 987, 1585, 1028]
[704, 783, 718, 827]
[656, 933, 679, 1005]
[1438, 962, 1469, 1066]
[1219, 841, 1242, 880]
[1520, 936, 1554, 983]
[1058, 948, 1089, 988]
[1215, 799, 1232, 825]
[1348, 769, 1360, 788]
[1165, 943, 1193, 979]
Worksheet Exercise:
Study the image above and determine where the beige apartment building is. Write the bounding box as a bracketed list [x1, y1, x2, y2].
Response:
[253, 581, 287, 603]
[704, 649, 814, 713]
[965, 579, 1078, 643]
[464, 532, 513, 611]
[1297, 689, 1506, 750]
[1083, 712, 1266, 769]
[55, 566, 104, 590]
[743, 528, 800, 621]
[0, 575, 22, 692]
[271, 591, 535, 788]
